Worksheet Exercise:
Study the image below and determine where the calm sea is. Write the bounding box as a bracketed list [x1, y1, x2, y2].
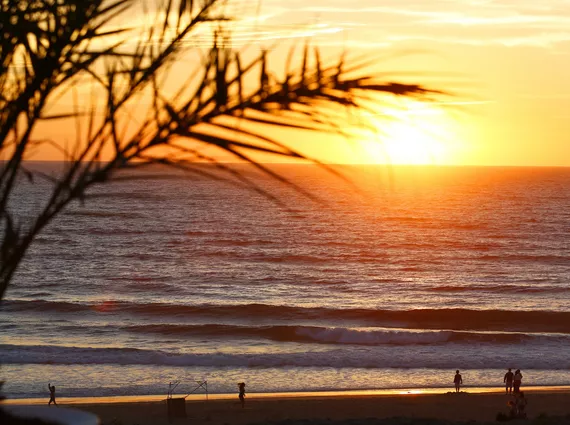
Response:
[2, 164, 570, 399]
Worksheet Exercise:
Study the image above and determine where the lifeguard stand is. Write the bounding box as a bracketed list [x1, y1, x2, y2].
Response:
[166, 380, 208, 422]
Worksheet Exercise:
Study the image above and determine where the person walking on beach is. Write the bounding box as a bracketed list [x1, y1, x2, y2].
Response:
[454, 370, 463, 393]
[504, 368, 514, 394]
[238, 382, 246, 408]
[48, 383, 57, 406]
[513, 369, 523, 393]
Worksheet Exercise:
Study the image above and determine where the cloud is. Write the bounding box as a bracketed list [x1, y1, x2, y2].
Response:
[383, 31, 570, 48]
[99, 0, 570, 50]
[250, 0, 570, 49]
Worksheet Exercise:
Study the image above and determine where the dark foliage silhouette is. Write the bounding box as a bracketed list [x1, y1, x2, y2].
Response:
[0, 0, 442, 300]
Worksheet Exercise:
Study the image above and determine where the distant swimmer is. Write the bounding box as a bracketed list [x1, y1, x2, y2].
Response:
[454, 370, 463, 393]
[238, 382, 246, 408]
[48, 383, 57, 406]
[513, 369, 523, 393]
[504, 368, 514, 394]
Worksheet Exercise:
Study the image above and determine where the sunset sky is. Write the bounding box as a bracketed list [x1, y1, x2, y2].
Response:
[245, 0, 570, 166]
[36, 0, 570, 166]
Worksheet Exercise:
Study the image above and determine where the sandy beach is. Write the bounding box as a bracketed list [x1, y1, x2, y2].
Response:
[9, 390, 570, 425]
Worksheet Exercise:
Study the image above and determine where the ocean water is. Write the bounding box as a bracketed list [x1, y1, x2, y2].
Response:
[2, 164, 570, 399]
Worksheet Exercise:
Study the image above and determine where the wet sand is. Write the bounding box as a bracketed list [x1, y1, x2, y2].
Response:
[13, 390, 570, 425]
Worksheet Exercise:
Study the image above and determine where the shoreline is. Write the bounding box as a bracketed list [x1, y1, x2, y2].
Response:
[5, 385, 570, 405]
[4, 388, 570, 425]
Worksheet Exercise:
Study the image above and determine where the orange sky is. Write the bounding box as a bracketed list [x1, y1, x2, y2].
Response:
[31, 0, 570, 166]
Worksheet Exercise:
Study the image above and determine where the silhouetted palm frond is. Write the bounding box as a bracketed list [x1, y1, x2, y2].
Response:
[0, 0, 446, 299]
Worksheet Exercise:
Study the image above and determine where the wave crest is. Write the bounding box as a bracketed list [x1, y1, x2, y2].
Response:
[5, 300, 570, 333]
[3, 343, 569, 370]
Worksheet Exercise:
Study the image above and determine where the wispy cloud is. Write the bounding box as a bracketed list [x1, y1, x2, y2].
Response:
[247, 0, 570, 49]
[111, 1, 570, 51]
[381, 31, 570, 48]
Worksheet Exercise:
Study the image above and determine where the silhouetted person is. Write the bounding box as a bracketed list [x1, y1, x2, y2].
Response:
[506, 399, 517, 419]
[513, 369, 523, 393]
[504, 368, 514, 394]
[453, 370, 463, 393]
[48, 383, 57, 406]
[238, 382, 246, 408]
[515, 391, 527, 418]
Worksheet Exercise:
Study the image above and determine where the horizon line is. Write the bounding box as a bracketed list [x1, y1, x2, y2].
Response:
[7, 161, 570, 169]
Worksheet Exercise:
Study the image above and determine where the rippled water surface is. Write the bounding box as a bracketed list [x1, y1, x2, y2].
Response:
[2, 165, 570, 398]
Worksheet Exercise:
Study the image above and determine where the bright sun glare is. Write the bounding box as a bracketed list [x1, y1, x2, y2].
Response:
[358, 101, 454, 165]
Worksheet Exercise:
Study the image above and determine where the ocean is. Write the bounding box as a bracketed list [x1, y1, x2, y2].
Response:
[1, 164, 570, 399]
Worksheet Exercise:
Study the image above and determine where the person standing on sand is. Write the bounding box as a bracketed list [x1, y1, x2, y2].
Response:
[513, 369, 523, 393]
[48, 383, 57, 406]
[454, 370, 463, 393]
[504, 368, 514, 394]
[238, 382, 246, 408]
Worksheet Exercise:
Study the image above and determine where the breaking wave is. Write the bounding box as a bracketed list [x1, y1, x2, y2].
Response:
[122, 324, 568, 346]
[4, 300, 570, 333]
[2, 344, 570, 370]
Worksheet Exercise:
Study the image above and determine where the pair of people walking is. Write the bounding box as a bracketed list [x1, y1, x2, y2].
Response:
[503, 368, 523, 394]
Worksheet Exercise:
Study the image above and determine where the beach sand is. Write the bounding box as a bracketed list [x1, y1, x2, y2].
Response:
[23, 390, 570, 425]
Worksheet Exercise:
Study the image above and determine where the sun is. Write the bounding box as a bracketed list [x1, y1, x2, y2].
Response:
[357, 101, 455, 165]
